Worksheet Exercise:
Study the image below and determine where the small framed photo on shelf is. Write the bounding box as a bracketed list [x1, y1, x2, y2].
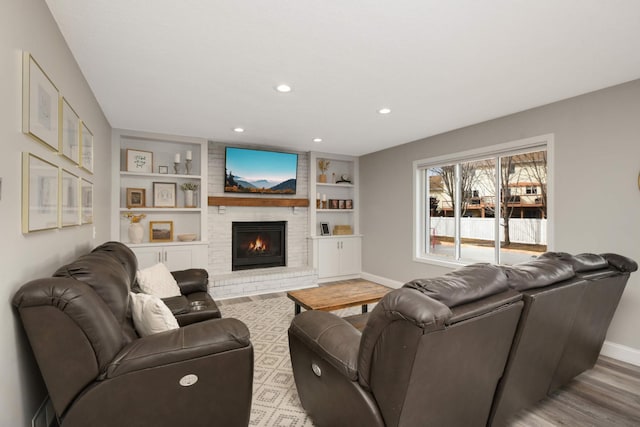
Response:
[329, 199, 339, 209]
[338, 199, 345, 209]
[150, 221, 173, 242]
[345, 199, 353, 209]
[152, 182, 176, 207]
[22, 52, 59, 151]
[126, 188, 146, 208]
[126, 149, 153, 173]
[158, 165, 168, 174]
[320, 222, 331, 236]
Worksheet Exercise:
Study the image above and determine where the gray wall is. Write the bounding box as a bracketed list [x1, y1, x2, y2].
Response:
[0, 0, 111, 425]
[360, 79, 640, 351]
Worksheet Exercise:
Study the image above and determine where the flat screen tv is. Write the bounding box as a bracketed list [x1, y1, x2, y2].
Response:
[224, 147, 298, 194]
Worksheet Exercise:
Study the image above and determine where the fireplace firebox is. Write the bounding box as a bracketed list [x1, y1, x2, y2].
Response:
[232, 221, 286, 271]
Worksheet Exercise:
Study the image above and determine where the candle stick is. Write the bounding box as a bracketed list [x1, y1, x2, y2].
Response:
[186, 150, 192, 160]
[322, 194, 326, 201]
[174, 153, 181, 163]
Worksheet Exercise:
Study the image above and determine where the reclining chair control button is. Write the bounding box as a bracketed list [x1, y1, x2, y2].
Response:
[179, 374, 199, 387]
[312, 363, 322, 377]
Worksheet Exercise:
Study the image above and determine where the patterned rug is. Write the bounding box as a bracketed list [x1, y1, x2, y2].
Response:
[220, 294, 363, 427]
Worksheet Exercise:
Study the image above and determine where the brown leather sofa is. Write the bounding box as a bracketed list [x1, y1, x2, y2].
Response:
[288, 252, 636, 427]
[13, 241, 253, 427]
[489, 252, 637, 426]
[289, 264, 525, 426]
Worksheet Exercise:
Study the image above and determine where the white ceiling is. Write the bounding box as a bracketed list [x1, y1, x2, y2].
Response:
[45, 0, 640, 156]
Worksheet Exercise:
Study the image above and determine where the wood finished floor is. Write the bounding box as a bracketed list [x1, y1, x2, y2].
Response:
[220, 279, 640, 426]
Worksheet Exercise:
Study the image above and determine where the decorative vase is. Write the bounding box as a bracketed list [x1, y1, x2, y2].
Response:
[318, 174, 327, 183]
[184, 190, 195, 207]
[128, 222, 144, 244]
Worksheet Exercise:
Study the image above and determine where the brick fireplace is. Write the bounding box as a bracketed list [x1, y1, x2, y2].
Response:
[207, 142, 317, 298]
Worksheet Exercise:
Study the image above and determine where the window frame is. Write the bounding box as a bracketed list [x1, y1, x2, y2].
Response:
[412, 134, 554, 267]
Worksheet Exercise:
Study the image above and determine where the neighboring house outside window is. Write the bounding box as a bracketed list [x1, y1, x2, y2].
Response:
[414, 135, 552, 266]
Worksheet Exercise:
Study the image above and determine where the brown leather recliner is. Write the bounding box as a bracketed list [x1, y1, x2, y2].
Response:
[13, 242, 253, 427]
[289, 264, 525, 427]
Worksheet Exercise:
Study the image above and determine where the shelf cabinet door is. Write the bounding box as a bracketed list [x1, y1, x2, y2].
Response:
[131, 245, 208, 271]
[338, 237, 361, 276]
[317, 237, 361, 279]
[318, 239, 341, 279]
[132, 247, 163, 269]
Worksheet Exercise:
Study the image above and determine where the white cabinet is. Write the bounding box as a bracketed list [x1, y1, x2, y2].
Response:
[316, 236, 361, 280]
[111, 129, 209, 268]
[132, 243, 208, 271]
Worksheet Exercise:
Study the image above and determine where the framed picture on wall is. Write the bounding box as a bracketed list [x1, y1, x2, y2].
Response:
[22, 152, 59, 233]
[81, 178, 93, 224]
[22, 52, 59, 150]
[80, 121, 94, 173]
[59, 97, 80, 164]
[61, 168, 80, 227]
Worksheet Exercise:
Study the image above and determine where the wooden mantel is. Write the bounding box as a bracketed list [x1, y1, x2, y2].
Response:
[208, 196, 309, 207]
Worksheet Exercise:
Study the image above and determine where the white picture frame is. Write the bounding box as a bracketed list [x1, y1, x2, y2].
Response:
[153, 182, 176, 208]
[127, 149, 153, 173]
[22, 52, 59, 150]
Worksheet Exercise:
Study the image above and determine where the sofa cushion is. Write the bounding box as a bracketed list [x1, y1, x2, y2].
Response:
[129, 292, 179, 337]
[53, 252, 131, 327]
[403, 263, 508, 307]
[136, 263, 181, 298]
[502, 258, 575, 291]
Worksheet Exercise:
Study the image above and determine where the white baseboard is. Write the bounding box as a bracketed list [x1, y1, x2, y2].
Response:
[361, 272, 403, 289]
[600, 341, 640, 366]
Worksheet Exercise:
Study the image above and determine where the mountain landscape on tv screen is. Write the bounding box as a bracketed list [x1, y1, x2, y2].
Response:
[225, 172, 296, 194]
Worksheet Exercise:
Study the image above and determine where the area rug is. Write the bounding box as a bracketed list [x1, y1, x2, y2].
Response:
[220, 294, 362, 427]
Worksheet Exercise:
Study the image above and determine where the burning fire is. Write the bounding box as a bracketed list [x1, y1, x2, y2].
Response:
[248, 236, 268, 253]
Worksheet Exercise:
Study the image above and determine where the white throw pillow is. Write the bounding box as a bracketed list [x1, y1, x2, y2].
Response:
[136, 263, 181, 298]
[129, 292, 179, 337]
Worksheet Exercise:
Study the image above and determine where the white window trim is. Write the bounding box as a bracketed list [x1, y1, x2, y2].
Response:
[412, 134, 554, 267]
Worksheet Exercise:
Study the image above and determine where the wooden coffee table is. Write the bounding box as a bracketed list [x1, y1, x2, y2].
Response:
[287, 281, 391, 315]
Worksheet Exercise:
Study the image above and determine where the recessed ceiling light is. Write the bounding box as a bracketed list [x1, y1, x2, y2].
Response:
[313, 138, 323, 143]
[275, 84, 292, 93]
[233, 127, 244, 133]
[378, 108, 391, 115]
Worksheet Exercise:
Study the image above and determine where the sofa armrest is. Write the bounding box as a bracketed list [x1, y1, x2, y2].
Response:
[171, 268, 209, 294]
[289, 310, 361, 380]
[104, 317, 249, 378]
[601, 253, 638, 273]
